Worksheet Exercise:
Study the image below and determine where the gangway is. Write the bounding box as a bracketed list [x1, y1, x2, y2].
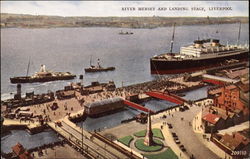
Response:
[123, 100, 154, 113]
[145, 91, 186, 105]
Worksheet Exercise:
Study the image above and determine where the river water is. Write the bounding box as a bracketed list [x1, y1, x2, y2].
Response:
[1, 23, 249, 154]
[1, 23, 249, 99]
[1, 129, 60, 154]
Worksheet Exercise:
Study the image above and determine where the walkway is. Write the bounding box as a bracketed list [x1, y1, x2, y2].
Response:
[123, 100, 154, 113]
[146, 91, 186, 104]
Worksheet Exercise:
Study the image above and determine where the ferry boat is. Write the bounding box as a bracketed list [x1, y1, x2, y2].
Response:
[10, 64, 76, 83]
[150, 23, 249, 74]
[84, 58, 115, 73]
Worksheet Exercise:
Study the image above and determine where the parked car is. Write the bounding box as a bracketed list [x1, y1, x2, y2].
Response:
[184, 105, 189, 110]
[175, 139, 181, 144]
[180, 145, 186, 151]
[167, 123, 173, 129]
[172, 132, 177, 137]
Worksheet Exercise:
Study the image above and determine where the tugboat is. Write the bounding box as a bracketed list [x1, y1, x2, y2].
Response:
[10, 64, 76, 83]
[150, 23, 249, 74]
[84, 58, 115, 73]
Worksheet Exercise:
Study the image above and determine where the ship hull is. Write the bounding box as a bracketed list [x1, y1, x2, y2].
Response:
[150, 51, 249, 74]
[85, 67, 115, 73]
[10, 75, 76, 84]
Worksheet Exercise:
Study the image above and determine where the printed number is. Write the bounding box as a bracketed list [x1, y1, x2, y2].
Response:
[231, 151, 247, 156]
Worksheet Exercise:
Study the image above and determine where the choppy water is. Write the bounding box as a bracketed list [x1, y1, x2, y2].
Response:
[1, 24, 249, 99]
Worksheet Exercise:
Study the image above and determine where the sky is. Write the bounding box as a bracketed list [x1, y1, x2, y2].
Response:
[1, 1, 248, 17]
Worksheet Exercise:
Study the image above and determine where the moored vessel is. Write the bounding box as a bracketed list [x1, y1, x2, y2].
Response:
[150, 23, 249, 74]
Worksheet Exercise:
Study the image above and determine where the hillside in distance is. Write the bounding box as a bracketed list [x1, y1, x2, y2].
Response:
[1, 13, 248, 28]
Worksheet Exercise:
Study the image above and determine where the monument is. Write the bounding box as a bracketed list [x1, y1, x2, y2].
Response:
[144, 112, 153, 146]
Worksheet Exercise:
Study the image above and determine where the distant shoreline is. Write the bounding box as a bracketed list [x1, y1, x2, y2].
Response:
[1, 13, 248, 29]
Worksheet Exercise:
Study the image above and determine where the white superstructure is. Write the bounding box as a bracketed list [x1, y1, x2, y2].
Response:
[179, 39, 249, 59]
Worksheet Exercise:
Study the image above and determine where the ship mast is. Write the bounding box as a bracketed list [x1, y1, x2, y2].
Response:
[169, 23, 176, 53]
[90, 55, 92, 66]
[237, 22, 241, 45]
[26, 57, 30, 76]
[90, 55, 93, 67]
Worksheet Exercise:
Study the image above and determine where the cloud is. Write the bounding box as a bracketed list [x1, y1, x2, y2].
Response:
[1, 1, 248, 17]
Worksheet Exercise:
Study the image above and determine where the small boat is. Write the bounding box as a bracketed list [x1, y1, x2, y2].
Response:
[119, 30, 133, 35]
[84, 58, 115, 73]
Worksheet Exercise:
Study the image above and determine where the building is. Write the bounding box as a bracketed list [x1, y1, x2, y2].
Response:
[12, 143, 33, 159]
[202, 113, 225, 133]
[211, 129, 250, 159]
[202, 105, 246, 133]
[56, 90, 75, 100]
[208, 83, 249, 119]
[84, 97, 125, 116]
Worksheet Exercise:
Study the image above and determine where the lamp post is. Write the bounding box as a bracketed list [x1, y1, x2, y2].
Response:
[82, 120, 84, 155]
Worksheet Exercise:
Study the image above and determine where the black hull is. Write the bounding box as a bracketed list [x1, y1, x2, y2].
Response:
[150, 51, 249, 74]
[85, 67, 115, 73]
[10, 75, 76, 84]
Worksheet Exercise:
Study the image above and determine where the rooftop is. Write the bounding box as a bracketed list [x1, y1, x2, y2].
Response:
[202, 113, 221, 125]
[226, 68, 249, 79]
[85, 97, 123, 108]
[12, 142, 25, 156]
[220, 132, 250, 151]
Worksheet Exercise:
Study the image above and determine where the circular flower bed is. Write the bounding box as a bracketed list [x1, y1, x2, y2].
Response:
[134, 138, 163, 152]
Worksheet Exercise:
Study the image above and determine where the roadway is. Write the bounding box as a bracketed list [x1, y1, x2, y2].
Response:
[48, 117, 137, 159]
[163, 103, 220, 159]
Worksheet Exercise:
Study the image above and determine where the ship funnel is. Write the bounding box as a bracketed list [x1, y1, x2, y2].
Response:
[211, 39, 220, 47]
[17, 84, 21, 95]
[194, 40, 203, 48]
[40, 64, 46, 72]
[14, 84, 22, 100]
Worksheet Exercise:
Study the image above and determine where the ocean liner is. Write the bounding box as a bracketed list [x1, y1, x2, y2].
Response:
[10, 64, 76, 83]
[150, 23, 249, 74]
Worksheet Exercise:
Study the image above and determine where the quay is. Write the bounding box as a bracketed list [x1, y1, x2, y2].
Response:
[2, 118, 45, 134]
[2, 73, 204, 124]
